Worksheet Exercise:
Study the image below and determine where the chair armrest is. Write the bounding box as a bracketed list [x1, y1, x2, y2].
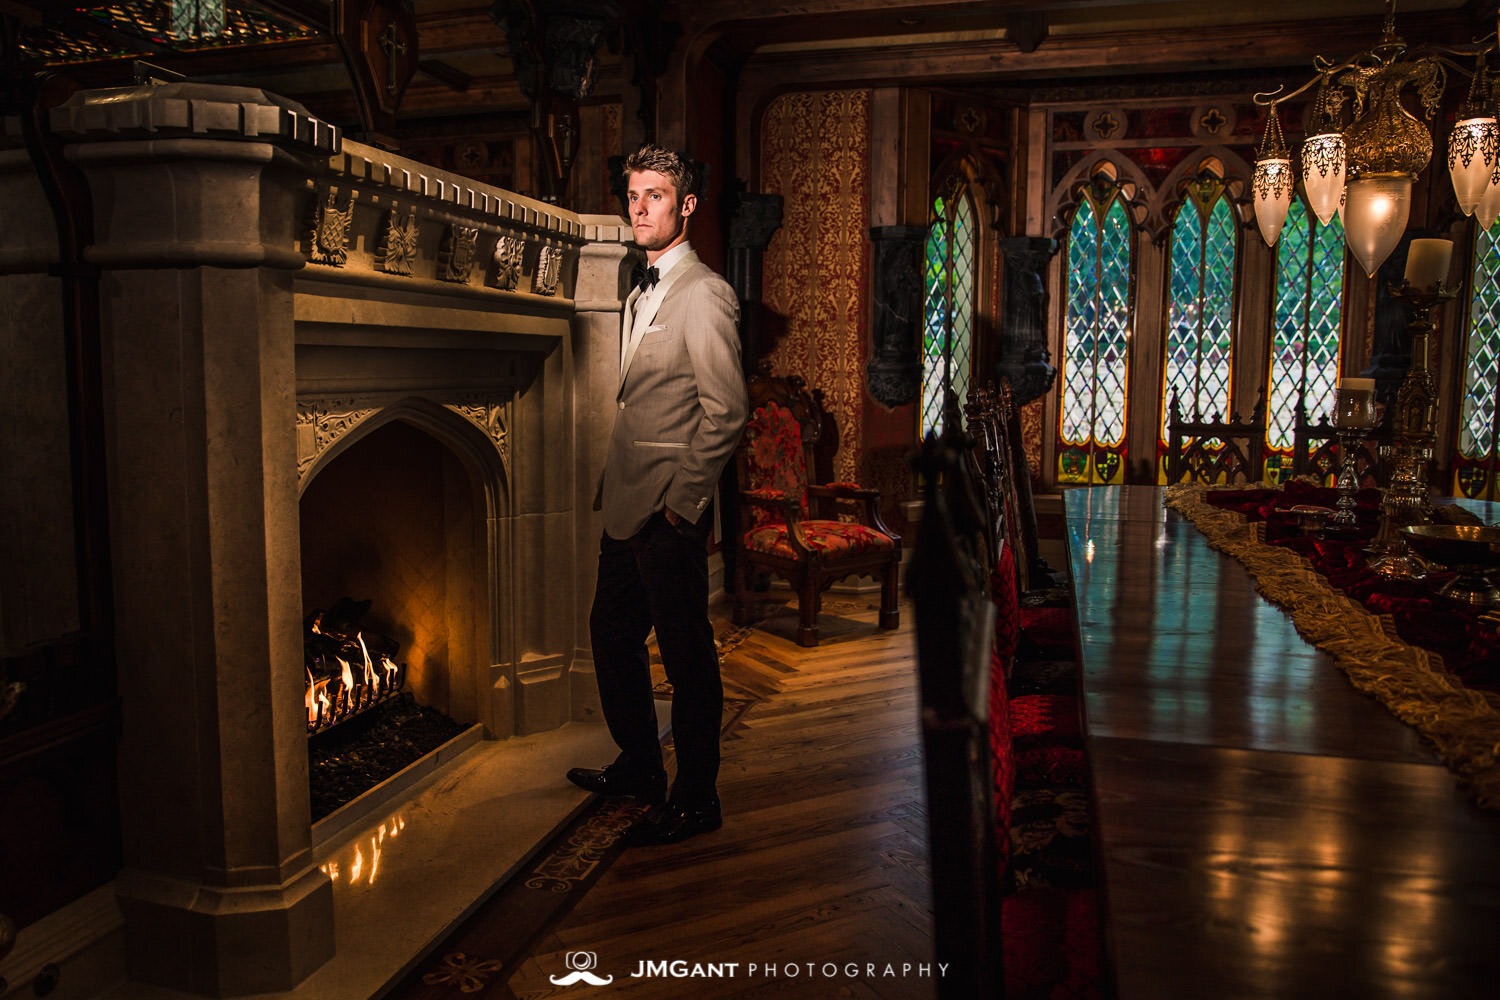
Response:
[740, 488, 818, 558]
[808, 482, 879, 501]
[806, 482, 901, 545]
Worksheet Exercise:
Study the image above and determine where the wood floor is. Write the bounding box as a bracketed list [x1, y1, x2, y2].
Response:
[501, 595, 938, 999]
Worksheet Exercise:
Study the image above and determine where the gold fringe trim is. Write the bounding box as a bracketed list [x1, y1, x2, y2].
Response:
[1163, 483, 1500, 809]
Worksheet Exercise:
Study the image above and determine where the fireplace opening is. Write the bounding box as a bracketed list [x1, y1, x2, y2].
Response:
[300, 417, 488, 819]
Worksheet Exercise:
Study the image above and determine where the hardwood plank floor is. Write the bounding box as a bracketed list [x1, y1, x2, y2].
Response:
[501, 595, 940, 999]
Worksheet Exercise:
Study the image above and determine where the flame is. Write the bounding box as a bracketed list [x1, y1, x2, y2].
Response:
[357, 632, 378, 690]
[381, 655, 398, 688]
[305, 668, 316, 724]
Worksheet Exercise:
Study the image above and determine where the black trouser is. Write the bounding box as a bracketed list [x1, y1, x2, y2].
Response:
[589, 509, 722, 804]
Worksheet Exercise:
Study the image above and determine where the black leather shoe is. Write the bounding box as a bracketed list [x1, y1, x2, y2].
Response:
[624, 797, 723, 846]
[565, 764, 667, 805]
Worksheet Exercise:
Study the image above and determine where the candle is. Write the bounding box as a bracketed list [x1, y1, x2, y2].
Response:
[1404, 238, 1453, 289]
[1334, 378, 1377, 428]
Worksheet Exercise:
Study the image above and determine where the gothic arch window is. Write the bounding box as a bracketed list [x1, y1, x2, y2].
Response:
[1266, 198, 1346, 480]
[1157, 171, 1238, 481]
[921, 175, 977, 438]
[1455, 219, 1500, 500]
[1057, 166, 1133, 485]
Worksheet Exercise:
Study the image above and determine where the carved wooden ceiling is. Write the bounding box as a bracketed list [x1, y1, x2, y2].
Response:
[0, 0, 1484, 134]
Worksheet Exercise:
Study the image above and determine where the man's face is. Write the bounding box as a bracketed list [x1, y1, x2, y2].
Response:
[627, 168, 695, 256]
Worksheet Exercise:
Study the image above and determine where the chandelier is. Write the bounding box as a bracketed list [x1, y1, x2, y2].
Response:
[1253, 1, 1497, 276]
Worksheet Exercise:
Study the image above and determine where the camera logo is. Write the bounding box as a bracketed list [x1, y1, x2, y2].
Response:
[549, 951, 614, 987]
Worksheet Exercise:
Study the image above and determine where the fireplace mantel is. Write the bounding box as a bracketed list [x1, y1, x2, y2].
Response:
[0, 82, 639, 997]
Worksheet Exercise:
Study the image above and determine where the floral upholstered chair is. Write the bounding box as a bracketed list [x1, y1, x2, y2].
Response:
[732, 366, 901, 647]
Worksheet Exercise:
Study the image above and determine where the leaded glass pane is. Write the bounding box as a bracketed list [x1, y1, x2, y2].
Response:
[1163, 200, 1203, 439]
[1199, 197, 1236, 419]
[1095, 200, 1131, 446]
[1303, 213, 1345, 427]
[951, 195, 975, 416]
[920, 196, 950, 439]
[1161, 193, 1237, 453]
[1267, 201, 1345, 452]
[1462, 222, 1500, 458]
[1061, 199, 1099, 445]
[1268, 199, 1312, 449]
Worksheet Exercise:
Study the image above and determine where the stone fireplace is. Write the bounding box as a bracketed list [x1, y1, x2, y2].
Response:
[0, 83, 635, 997]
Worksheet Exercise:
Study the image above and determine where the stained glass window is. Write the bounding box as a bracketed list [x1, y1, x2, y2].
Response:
[1057, 190, 1132, 484]
[1266, 199, 1346, 480]
[921, 180, 976, 438]
[1159, 189, 1237, 478]
[1455, 220, 1500, 500]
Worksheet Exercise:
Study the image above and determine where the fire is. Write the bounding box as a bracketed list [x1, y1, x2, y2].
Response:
[304, 605, 407, 735]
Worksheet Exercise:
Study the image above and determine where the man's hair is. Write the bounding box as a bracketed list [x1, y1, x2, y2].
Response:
[622, 144, 700, 201]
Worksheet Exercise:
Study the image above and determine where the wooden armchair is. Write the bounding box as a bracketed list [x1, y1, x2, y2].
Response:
[1291, 404, 1390, 487]
[731, 366, 901, 647]
[1165, 387, 1268, 485]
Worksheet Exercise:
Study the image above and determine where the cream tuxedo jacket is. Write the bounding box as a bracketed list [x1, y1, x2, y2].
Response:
[595, 251, 748, 540]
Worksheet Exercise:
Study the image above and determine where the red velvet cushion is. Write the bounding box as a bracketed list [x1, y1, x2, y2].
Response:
[742, 403, 809, 527]
[1016, 745, 1089, 789]
[989, 645, 1015, 874]
[1019, 605, 1076, 658]
[1009, 693, 1081, 743]
[990, 542, 1022, 664]
[1002, 887, 1104, 1000]
[743, 520, 894, 560]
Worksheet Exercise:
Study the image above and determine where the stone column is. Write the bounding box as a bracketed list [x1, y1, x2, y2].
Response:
[995, 236, 1059, 405]
[568, 217, 635, 721]
[867, 225, 926, 408]
[49, 84, 338, 996]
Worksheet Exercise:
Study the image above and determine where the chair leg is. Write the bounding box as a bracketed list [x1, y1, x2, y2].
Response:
[879, 556, 900, 631]
[797, 575, 820, 647]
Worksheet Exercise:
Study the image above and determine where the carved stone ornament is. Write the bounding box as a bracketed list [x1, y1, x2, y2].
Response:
[534, 244, 563, 296]
[308, 188, 358, 266]
[995, 236, 1060, 405]
[492, 234, 525, 290]
[438, 224, 480, 283]
[296, 399, 379, 483]
[376, 206, 420, 276]
[447, 399, 511, 472]
[865, 225, 926, 408]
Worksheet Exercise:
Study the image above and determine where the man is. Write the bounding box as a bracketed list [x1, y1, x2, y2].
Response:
[567, 145, 748, 846]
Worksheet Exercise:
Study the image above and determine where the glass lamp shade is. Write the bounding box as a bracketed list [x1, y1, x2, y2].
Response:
[1477, 173, 1500, 231]
[1449, 116, 1500, 216]
[1253, 157, 1294, 246]
[1342, 173, 1412, 276]
[1301, 131, 1347, 225]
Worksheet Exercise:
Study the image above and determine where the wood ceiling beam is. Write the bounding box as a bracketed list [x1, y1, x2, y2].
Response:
[737, 10, 1478, 89]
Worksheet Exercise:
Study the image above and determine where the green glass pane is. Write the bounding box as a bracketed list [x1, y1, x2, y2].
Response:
[1095, 200, 1132, 446]
[1163, 199, 1203, 440]
[1198, 197, 1236, 422]
[1462, 221, 1500, 457]
[1061, 198, 1099, 445]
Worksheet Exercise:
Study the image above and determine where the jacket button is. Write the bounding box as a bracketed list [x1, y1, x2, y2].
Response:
[618, 400, 626, 410]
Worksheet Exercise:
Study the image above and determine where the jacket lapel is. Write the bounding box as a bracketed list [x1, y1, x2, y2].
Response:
[619, 250, 698, 391]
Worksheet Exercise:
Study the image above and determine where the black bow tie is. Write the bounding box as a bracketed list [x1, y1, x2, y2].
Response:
[632, 264, 659, 292]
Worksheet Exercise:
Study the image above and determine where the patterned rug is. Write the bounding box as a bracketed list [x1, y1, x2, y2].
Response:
[384, 626, 762, 999]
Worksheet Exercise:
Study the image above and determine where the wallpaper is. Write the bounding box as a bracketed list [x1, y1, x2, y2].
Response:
[759, 89, 872, 488]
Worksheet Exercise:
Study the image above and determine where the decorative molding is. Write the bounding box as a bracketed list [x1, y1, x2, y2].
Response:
[492, 234, 525, 290]
[296, 399, 379, 482]
[308, 187, 357, 266]
[534, 244, 563, 296]
[437, 224, 480, 283]
[375, 206, 420, 276]
[447, 398, 511, 473]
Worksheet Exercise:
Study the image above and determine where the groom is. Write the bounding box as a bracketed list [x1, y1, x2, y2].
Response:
[569, 145, 748, 846]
